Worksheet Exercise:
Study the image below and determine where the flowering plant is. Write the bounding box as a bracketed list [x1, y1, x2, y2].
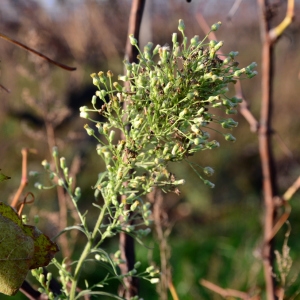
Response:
[34, 19, 256, 299]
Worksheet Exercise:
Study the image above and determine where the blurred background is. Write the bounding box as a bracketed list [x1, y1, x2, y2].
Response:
[0, 0, 300, 299]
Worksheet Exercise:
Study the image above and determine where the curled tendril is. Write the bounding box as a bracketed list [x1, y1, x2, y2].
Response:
[17, 192, 35, 216]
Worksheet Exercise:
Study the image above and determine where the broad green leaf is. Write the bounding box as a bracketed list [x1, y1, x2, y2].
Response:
[0, 202, 59, 296]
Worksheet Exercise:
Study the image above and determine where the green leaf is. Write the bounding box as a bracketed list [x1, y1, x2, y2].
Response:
[0, 170, 10, 183]
[0, 202, 59, 296]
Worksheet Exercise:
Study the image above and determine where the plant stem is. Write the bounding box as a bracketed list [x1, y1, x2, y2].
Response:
[69, 241, 92, 300]
[69, 202, 109, 299]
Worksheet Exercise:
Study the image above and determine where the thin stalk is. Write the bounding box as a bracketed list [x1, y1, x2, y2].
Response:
[257, 0, 278, 298]
[69, 202, 109, 299]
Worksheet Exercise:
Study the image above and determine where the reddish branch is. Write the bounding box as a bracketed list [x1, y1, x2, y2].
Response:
[255, 0, 294, 298]
[200, 279, 259, 300]
[257, 1, 277, 298]
[118, 0, 146, 298]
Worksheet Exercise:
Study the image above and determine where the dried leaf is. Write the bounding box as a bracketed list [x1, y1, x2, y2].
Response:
[0, 202, 59, 296]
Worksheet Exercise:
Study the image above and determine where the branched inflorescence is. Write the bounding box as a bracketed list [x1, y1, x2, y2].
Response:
[81, 20, 256, 197]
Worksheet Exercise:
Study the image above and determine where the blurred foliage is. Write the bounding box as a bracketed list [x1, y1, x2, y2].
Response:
[1, 0, 300, 299]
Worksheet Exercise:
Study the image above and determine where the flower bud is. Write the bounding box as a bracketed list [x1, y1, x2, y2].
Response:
[191, 124, 200, 134]
[107, 70, 113, 78]
[41, 159, 50, 170]
[108, 130, 115, 143]
[171, 144, 179, 155]
[91, 95, 97, 105]
[223, 57, 231, 65]
[211, 21, 221, 31]
[75, 187, 81, 198]
[52, 146, 58, 158]
[34, 182, 43, 190]
[229, 51, 239, 58]
[58, 178, 64, 186]
[153, 44, 161, 55]
[150, 278, 160, 284]
[214, 41, 223, 51]
[46, 272, 52, 282]
[80, 111, 89, 119]
[129, 34, 138, 46]
[60, 157, 66, 169]
[203, 166, 214, 176]
[172, 32, 177, 44]
[178, 19, 185, 33]
[209, 40, 217, 48]
[248, 71, 258, 78]
[39, 274, 45, 284]
[113, 82, 123, 91]
[190, 35, 199, 46]
[224, 133, 236, 142]
[91, 73, 100, 87]
[130, 201, 139, 212]
[226, 108, 238, 114]
[84, 124, 94, 136]
[146, 266, 155, 273]
[204, 180, 215, 188]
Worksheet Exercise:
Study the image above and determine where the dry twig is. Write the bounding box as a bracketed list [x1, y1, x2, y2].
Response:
[200, 279, 259, 300]
[118, 0, 146, 298]
[257, 0, 294, 299]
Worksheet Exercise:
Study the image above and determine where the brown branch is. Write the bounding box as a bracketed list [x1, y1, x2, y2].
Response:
[269, 198, 291, 240]
[257, 0, 277, 298]
[118, 0, 146, 298]
[227, 0, 243, 20]
[283, 176, 300, 201]
[257, 0, 294, 298]
[10, 148, 34, 209]
[125, 0, 146, 63]
[20, 281, 45, 300]
[0, 32, 76, 71]
[200, 279, 258, 300]
[148, 188, 178, 300]
[269, 166, 300, 240]
[269, 0, 295, 42]
[0, 83, 10, 93]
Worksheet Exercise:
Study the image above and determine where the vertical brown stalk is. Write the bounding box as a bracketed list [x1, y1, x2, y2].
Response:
[257, 1, 277, 299]
[118, 0, 146, 298]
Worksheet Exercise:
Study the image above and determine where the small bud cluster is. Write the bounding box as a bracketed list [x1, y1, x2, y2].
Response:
[31, 268, 54, 299]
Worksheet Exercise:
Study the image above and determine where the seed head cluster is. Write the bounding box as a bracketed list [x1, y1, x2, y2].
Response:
[82, 20, 256, 199]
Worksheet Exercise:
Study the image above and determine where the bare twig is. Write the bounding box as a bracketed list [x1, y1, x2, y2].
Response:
[0, 32, 76, 71]
[200, 279, 258, 300]
[269, 198, 291, 240]
[227, 0, 243, 20]
[269, 0, 295, 43]
[118, 0, 146, 298]
[20, 281, 45, 300]
[257, 0, 294, 299]
[235, 80, 259, 132]
[10, 148, 37, 209]
[148, 188, 178, 300]
[269, 172, 300, 239]
[257, 0, 278, 298]
[283, 176, 300, 201]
